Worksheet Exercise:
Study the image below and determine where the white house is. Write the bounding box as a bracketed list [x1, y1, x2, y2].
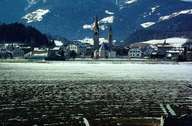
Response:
[128, 43, 158, 58]
[128, 48, 142, 58]
[32, 48, 48, 56]
[66, 44, 80, 55]
[182, 40, 192, 61]
[0, 43, 25, 58]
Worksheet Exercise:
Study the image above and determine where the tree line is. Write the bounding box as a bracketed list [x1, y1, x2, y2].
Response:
[0, 23, 50, 47]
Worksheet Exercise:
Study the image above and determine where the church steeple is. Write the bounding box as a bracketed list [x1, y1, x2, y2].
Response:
[108, 25, 113, 50]
[93, 16, 100, 50]
[116, 0, 119, 6]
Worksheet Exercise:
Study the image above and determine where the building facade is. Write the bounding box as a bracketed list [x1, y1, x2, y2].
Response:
[128, 48, 142, 58]
[92, 17, 116, 59]
[183, 40, 192, 61]
[66, 44, 80, 55]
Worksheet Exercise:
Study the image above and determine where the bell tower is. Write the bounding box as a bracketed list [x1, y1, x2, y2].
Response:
[116, 0, 119, 6]
[108, 25, 113, 50]
[93, 16, 100, 50]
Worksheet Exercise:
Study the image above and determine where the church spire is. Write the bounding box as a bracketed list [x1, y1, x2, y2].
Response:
[93, 16, 100, 50]
[116, 0, 119, 6]
[108, 25, 113, 50]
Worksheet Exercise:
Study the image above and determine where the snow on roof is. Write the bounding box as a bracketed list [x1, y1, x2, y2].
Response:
[54, 40, 63, 47]
[141, 37, 188, 48]
[130, 43, 150, 48]
[52, 47, 60, 50]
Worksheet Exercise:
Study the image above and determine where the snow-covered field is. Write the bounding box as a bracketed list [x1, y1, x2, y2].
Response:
[0, 62, 192, 125]
[0, 62, 192, 81]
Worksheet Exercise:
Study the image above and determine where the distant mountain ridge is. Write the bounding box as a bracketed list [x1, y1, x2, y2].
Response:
[0, 0, 192, 43]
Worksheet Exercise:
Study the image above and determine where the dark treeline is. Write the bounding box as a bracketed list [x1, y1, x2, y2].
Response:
[0, 23, 49, 47]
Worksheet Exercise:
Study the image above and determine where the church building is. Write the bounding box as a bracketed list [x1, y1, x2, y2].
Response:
[93, 17, 116, 59]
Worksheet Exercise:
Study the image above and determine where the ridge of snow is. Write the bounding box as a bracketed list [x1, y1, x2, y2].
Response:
[159, 9, 192, 21]
[140, 37, 188, 48]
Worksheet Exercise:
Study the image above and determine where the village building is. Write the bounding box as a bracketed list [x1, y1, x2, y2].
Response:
[166, 48, 184, 60]
[0, 43, 25, 59]
[31, 47, 48, 59]
[47, 40, 66, 60]
[182, 40, 192, 61]
[81, 43, 93, 57]
[99, 43, 109, 58]
[92, 17, 116, 59]
[128, 43, 157, 58]
[66, 44, 80, 55]
[155, 41, 174, 58]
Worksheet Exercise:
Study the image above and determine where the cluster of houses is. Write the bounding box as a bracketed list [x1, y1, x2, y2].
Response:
[0, 17, 192, 61]
[0, 38, 192, 61]
[0, 40, 192, 61]
[128, 39, 192, 61]
[0, 43, 28, 59]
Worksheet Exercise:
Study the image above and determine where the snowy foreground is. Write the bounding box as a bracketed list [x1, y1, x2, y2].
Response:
[0, 62, 192, 126]
[0, 62, 192, 81]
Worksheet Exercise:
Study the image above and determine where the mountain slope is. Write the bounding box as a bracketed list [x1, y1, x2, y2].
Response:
[0, 0, 192, 42]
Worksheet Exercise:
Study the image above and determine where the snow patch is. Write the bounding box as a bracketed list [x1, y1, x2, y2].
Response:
[83, 24, 93, 30]
[83, 16, 114, 31]
[78, 37, 108, 45]
[105, 10, 114, 15]
[54, 40, 63, 47]
[141, 22, 155, 28]
[181, 0, 192, 2]
[99, 25, 108, 31]
[151, 6, 160, 13]
[125, 0, 138, 4]
[22, 9, 50, 23]
[25, 0, 47, 10]
[99, 16, 114, 24]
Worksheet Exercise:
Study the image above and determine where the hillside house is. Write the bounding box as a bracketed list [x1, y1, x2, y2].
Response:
[66, 44, 80, 55]
[128, 43, 157, 58]
[156, 43, 174, 57]
[182, 40, 192, 61]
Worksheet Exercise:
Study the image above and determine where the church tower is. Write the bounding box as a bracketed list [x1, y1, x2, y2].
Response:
[115, 0, 119, 6]
[93, 16, 100, 50]
[108, 25, 113, 50]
